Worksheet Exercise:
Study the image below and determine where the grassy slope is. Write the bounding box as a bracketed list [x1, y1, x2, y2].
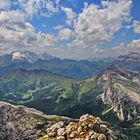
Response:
[0, 69, 105, 117]
[0, 68, 128, 120]
[0, 68, 140, 139]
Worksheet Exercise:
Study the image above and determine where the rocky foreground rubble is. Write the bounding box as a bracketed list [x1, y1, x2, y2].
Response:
[39, 114, 116, 140]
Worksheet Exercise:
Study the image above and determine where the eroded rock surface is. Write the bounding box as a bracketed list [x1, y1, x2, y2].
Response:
[0, 101, 70, 140]
[40, 114, 116, 140]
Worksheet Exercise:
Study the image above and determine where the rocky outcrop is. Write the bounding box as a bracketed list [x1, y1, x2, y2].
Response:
[0, 101, 70, 140]
[102, 67, 140, 122]
[0, 102, 118, 140]
[1, 101, 139, 140]
[39, 114, 116, 140]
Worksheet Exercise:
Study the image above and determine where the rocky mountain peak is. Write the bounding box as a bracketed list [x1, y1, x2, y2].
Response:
[11, 51, 39, 63]
[0, 51, 55, 66]
[102, 67, 140, 122]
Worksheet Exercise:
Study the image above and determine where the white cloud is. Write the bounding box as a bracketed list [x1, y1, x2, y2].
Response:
[133, 20, 140, 34]
[110, 39, 140, 57]
[72, 0, 132, 49]
[0, 0, 61, 55]
[58, 28, 73, 40]
[62, 7, 76, 26]
[17, 0, 59, 19]
[0, 0, 11, 10]
[0, 0, 136, 59]
[128, 39, 140, 48]
[113, 39, 140, 51]
[0, 10, 56, 54]
[54, 25, 64, 31]
[0, 10, 26, 25]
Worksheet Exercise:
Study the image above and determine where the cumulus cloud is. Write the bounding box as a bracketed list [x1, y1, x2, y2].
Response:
[62, 7, 76, 26]
[114, 39, 140, 50]
[0, 0, 62, 55]
[0, 0, 11, 10]
[0, 10, 56, 55]
[43, 45, 106, 60]
[72, 0, 132, 49]
[128, 39, 140, 48]
[16, 0, 59, 19]
[0, 10, 26, 24]
[0, 0, 136, 59]
[55, 39, 140, 59]
[133, 20, 140, 34]
[110, 39, 140, 57]
[58, 28, 73, 40]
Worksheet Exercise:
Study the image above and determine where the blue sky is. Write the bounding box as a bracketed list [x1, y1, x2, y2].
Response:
[0, 0, 140, 59]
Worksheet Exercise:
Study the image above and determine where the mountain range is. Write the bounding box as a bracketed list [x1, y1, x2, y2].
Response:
[0, 65, 140, 123]
[1, 51, 140, 79]
[0, 67, 140, 140]
[0, 51, 107, 79]
[0, 51, 55, 66]
[1, 51, 140, 139]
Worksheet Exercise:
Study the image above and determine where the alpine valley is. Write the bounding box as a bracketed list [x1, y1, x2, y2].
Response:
[0, 51, 140, 140]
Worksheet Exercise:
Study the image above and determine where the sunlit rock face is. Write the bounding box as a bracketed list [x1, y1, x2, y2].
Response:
[102, 67, 140, 122]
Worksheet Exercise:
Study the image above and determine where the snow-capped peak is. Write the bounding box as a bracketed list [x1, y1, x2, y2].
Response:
[12, 52, 25, 60]
[11, 51, 38, 63]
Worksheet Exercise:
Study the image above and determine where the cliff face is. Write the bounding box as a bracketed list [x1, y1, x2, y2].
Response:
[102, 67, 140, 122]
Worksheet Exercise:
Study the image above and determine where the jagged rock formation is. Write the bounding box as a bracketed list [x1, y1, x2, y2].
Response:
[102, 67, 140, 122]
